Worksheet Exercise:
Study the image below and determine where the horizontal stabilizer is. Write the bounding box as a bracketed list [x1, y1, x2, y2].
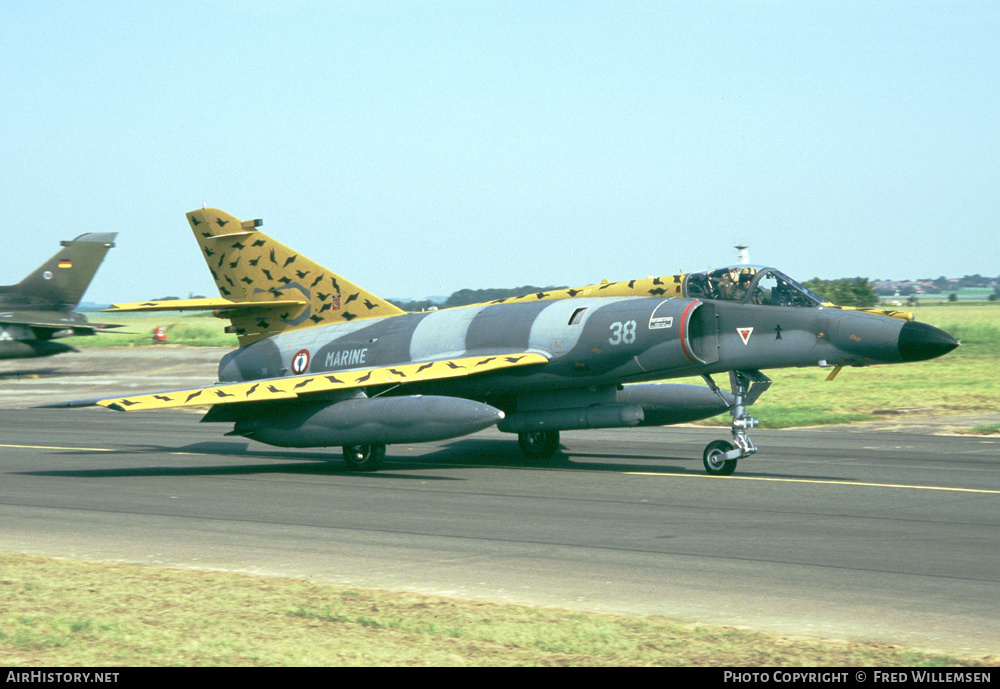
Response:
[104, 297, 308, 313]
[0, 313, 125, 336]
[63, 323, 127, 336]
[103, 297, 311, 341]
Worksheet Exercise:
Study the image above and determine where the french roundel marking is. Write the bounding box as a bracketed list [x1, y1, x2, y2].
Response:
[291, 349, 310, 375]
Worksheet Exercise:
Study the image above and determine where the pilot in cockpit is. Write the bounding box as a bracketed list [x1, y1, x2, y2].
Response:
[735, 268, 763, 304]
[715, 268, 741, 300]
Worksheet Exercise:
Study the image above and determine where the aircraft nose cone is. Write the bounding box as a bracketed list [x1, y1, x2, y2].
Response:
[898, 320, 960, 362]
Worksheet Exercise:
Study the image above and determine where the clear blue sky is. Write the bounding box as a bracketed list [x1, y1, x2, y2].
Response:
[2, 1, 997, 304]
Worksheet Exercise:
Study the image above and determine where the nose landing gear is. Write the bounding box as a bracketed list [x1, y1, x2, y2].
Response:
[702, 370, 771, 476]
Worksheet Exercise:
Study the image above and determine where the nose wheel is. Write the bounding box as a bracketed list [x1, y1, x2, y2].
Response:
[703, 440, 738, 476]
[701, 370, 771, 476]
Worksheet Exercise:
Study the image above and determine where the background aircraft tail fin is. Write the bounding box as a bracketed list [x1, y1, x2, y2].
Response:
[186, 208, 403, 345]
[10, 233, 117, 310]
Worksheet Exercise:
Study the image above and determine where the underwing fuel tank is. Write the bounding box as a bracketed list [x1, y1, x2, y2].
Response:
[498, 403, 645, 434]
[497, 383, 733, 433]
[229, 395, 505, 448]
[618, 383, 734, 426]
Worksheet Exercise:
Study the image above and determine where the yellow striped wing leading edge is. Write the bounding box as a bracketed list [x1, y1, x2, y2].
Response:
[97, 352, 549, 411]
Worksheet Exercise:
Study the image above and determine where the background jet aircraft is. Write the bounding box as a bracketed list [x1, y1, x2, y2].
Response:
[0, 232, 119, 359]
[48, 208, 958, 475]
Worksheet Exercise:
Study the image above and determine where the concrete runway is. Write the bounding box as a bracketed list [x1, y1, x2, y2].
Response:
[2, 348, 998, 657]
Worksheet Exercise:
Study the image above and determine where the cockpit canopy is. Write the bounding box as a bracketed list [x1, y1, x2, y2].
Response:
[684, 266, 828, 307]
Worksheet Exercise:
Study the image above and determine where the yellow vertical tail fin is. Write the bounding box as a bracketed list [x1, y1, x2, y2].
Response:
[187, 208, 403, 345]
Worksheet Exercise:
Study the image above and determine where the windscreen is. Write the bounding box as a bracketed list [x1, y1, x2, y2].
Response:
[684, 267, 826, 307]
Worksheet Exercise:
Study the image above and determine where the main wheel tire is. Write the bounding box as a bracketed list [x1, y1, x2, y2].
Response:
[518, 430, 560, 460]
[703, 439, 738, 476]
[343, 444, 386, 472]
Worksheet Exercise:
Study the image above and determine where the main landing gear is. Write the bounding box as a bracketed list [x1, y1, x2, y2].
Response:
[518, 430, 560, 460]
[343, 444, 386, 471]
[701, 370, 771, 476]
[342, 373, 766, 474]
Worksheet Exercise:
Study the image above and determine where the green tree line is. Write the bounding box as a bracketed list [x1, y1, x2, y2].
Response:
[390, 286, 566, 312]
[801, 277, 878, 307]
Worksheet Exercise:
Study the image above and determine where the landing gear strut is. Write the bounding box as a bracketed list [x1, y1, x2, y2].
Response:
[701, 370, 771, 476]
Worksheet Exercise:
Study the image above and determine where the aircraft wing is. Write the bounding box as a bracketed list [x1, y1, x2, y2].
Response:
[45, 352, 549, 412]
[58, 322, 128, 336]
[0, 314, 126, 334]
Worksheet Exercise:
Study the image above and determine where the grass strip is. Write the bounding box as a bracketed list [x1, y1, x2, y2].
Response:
[0, 555, 992, 667]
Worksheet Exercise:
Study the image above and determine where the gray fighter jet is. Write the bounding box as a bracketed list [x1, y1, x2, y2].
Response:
[0, 232, 118, 359]
[48, 208, 958, 475]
